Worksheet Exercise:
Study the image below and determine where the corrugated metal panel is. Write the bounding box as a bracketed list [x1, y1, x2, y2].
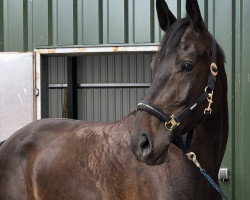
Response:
[80, 0, 102, 44]
[48, 57, 67, 118]
[0, 0, 217, 51]
[77, 54, 152, 84]
[31, 0, 50, 49]
[0, 0, 163, 51]
[78, 87, 147, 122]
[54, 0, 75, 45]
[77, 54, 152, 121]
[234, 1, 250, 199]
[47, 53, 153, 121]
[2, 0, 26, 51]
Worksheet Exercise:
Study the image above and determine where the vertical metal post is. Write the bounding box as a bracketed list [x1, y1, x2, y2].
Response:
[41, 56, 49, 118]
[67, 57, 78, 119]
[0, 0, 4, 51]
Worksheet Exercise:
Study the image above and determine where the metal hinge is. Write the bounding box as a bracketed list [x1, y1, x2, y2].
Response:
[33, 88, 39, 96]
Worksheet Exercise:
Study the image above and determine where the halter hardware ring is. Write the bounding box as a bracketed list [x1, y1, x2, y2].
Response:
[165, 115, 180, 131]
[210, 63, 218, 76]
[205, 86, 213, 95]
[204, 87, 214, 114]
[186, 152, 202, 170]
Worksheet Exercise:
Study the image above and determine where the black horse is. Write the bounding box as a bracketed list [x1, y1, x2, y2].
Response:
[0, 0, 228, 199]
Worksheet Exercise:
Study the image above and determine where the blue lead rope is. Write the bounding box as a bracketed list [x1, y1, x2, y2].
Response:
[186, 152, 229, 200]
[200, 168, 229, 200]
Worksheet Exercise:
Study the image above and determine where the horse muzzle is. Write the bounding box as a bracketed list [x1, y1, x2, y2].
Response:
[130, 131, 170, 165]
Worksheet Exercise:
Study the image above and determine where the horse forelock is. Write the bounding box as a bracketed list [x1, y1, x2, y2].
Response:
[158, 17, 226, 67]
[158, 18, 190, 59]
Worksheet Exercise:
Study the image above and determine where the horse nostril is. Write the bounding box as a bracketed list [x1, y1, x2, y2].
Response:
[139, 133, 152, 155]
[140, 135, 150, 149]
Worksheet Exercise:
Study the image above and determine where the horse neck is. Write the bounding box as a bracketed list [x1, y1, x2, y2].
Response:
[192, 112, 225, 171]
[191, 64, 228, 176]
[166, 112, 227, 199]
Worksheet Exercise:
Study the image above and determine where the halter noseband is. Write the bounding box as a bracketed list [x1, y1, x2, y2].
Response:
[136, 35, 218, 154]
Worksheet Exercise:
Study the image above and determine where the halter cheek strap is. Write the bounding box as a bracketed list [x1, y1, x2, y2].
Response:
[136, 35, 218, 154]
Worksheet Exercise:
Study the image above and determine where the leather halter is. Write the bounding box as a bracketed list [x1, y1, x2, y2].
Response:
[136, 35, 218, 154]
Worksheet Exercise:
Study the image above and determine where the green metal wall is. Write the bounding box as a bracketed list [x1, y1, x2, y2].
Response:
[206, 1, 250, 199]
[0, 0, 162, 51]
[1, 0, 250, 199]
[234, 1, 250, 200]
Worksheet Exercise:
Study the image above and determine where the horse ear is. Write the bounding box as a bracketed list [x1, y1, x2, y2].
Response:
[186, 0, 203, 32]
[156, 0, 177, 31]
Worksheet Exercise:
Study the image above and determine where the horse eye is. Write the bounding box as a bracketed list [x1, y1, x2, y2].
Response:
[182, 62, 194, 71]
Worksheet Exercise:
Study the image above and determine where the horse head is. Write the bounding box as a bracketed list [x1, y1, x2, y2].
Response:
[130, 0, 225, 165]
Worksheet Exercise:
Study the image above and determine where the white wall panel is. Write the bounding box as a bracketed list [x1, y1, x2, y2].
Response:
[0, 53, 33, 140]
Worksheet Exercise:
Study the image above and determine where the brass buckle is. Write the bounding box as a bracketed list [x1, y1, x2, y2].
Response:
[165, 115, 180, 131]
[210, 63, 218, 76]
[204, 87, 214, 114]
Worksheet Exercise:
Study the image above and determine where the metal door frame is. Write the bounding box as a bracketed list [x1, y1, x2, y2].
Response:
[34, 45, 159, 120]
